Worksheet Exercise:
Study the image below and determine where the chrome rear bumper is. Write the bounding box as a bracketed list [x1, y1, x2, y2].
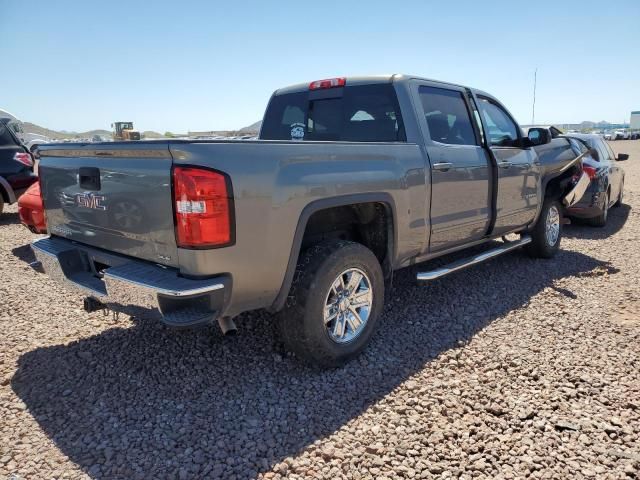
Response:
[32, 236, 229, 326]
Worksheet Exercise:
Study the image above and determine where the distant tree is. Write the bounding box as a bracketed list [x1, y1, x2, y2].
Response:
[164, 131, 174, 137]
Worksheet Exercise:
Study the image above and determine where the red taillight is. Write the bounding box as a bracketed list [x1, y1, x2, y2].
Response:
[309, 77, 346, 90]
[173, 166, 233, 248]
[583, 165, 597, 180]
[14, 152, 33, 167]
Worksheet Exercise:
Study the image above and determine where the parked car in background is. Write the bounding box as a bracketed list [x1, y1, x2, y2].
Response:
[564, 133, 628, 226]
[18, 181, 46, 233]
[0, 109, 51, 152]
[611, 130, 626, 140]
[0, 122, 38, 213]
[0, 122, 37, 214]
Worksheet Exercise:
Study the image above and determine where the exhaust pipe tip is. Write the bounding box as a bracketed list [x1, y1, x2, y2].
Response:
[29, 261, 44, 274]
[83, 296, 105, 313]
[217, 316, 237, 336]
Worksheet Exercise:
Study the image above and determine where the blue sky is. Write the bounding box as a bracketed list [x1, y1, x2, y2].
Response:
[1, 0, 639, 133]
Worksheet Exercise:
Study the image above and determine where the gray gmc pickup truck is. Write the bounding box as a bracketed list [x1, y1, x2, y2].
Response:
[32, 75, 589, 367]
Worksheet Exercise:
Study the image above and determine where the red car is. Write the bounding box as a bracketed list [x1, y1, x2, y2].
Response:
[18, 181, 47, 233]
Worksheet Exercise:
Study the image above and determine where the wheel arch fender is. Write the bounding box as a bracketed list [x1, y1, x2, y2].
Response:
[270, 192, 398, 313]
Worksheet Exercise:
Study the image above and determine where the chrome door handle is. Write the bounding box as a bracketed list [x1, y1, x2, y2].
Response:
[497, 161, 512, 168]
[432, 162, 453, 172]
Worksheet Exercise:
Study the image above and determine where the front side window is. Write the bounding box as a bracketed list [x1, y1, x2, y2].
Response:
[419, 86, 477, 146]
[477, 97, 520, 147]
[260, 84, 406, 142]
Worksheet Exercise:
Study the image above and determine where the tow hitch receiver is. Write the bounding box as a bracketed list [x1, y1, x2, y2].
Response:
[83, 296, 106, 313]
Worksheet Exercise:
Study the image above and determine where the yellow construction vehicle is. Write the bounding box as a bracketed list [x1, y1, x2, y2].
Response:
[111, 122, 141, 141]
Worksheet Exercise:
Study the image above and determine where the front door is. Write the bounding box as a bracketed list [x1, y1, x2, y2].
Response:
[602, 140, 622, 204]
[416, 83, 492, 252]
[475, 95, 540, 234]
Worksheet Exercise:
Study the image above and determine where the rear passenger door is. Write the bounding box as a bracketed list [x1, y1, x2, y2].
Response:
[415, 83, 491, 252]
[475, 96, 540, 234]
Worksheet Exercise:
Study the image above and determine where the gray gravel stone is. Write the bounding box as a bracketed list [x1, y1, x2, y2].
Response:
[1, 141, 639, 479]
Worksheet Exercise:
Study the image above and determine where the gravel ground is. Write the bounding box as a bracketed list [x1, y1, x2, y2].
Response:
[1, 141, 639, 480]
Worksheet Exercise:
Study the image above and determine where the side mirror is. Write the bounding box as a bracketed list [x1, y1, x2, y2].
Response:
[589, 148, 600, 161]
[527, 127, 551, 146]
[617, 153, 629, 161]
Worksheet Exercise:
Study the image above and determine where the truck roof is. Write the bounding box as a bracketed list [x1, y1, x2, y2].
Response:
[274, 74, 494, 100]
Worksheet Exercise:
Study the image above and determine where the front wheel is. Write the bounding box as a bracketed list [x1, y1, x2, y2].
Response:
[525, 198, 562, 259]
[277, 240, 385, 368]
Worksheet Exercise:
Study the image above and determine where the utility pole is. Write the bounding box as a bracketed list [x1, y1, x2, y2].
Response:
[531, 68, 537, 125]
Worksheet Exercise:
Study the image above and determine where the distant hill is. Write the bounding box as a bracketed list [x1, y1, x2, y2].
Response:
[23, 122, 163, 140]
[141, 131, 164, 139]
[239, 120, 261, 133]
[23, 122, 108, 140]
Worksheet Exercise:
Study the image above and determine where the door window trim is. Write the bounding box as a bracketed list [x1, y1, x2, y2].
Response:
[476, 95, 524, 149]
[466, 91, 486, 147]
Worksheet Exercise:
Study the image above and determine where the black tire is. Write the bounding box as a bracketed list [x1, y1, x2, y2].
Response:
[587, 191, 609, 227]
[0, 195, 4, 215]
[277, 240, 385, 368]
[525, 198, 562, 259]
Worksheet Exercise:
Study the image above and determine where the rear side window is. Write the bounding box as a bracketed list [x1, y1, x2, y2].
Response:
[260, 84, 406, 142]
[419, 86, 477, 145]
[589, 138, 610, 163]
[604, 142, 617, 162]
[0, 123, 19, 146]
[8, 120, 23, 135]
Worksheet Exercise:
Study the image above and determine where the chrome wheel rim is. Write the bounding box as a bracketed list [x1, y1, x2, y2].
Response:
[323, 268, 372, 344]
[545, 205, 560, 246]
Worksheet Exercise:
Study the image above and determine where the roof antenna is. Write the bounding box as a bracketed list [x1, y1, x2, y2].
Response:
[531, 68, 537, 125]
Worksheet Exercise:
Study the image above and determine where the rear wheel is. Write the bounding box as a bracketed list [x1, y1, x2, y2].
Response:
[588, 191, 609, 227]
[525, 198, 562, 259]
[277, 240, 384, 368]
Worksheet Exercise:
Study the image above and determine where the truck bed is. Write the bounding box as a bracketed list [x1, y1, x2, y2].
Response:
[37, 139, 427, 315]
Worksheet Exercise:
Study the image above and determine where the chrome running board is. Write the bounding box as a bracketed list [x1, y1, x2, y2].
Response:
[416, 235, 532, 281]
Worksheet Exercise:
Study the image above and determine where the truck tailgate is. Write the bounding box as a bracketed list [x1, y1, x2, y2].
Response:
[38, 143, 179, 268]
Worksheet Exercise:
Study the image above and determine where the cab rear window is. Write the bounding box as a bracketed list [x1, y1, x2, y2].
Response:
[260, 84, 406, 142]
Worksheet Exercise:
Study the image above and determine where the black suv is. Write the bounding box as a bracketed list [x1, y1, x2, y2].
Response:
[0, 119, 37, 214]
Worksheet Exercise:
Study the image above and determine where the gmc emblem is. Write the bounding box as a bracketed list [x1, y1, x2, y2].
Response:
[75, 192, 107, 211]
